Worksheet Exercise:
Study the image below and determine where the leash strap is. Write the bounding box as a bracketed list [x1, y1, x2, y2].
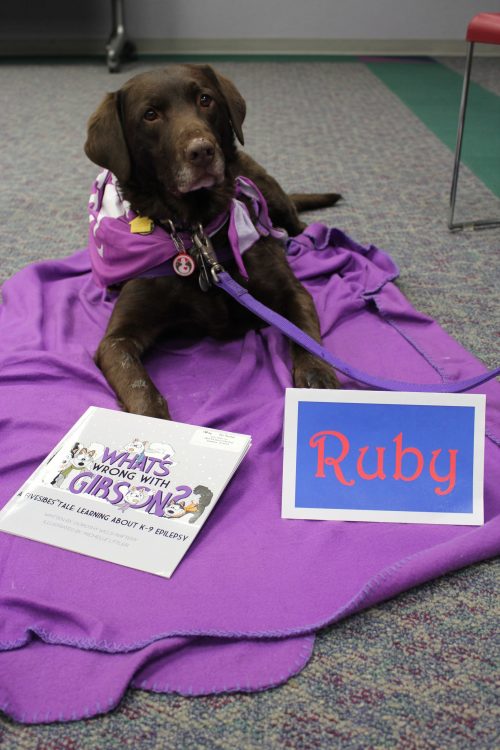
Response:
[215, 271, 500, 393]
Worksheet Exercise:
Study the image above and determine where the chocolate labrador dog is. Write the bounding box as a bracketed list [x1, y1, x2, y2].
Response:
[85, 64, 341, 419]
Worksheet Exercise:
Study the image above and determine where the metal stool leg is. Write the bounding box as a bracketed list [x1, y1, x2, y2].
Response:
[449, 42, 473, 230]
[449, 42, 500, 230]
[106, 0, 136, 73]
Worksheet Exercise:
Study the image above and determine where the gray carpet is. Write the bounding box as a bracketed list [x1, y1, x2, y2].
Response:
[0, 57, 499, 748]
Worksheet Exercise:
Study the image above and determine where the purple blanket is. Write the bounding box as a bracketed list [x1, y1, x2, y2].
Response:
[1, 224, 499, 724]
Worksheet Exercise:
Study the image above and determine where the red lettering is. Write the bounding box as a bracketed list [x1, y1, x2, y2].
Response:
[393, 433, 424, 482]
[356, 446, 386, 480]
[309, 431, 355, 486]
[429, 449, 458, 495]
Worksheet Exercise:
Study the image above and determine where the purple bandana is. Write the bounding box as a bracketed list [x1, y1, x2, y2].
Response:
[88, 172, 286, 286]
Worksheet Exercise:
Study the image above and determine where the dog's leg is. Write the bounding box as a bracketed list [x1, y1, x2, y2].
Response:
[95, 280, 173, 419]
[235, 152, 341, 236]
[286, 281, 341, 390]
[244, 239, 341, 390]
[236, 154, 305, 235]
[96, 333, 170, 418]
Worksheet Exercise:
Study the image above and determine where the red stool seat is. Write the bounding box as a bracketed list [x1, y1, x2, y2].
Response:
[466, 12, 500, 45]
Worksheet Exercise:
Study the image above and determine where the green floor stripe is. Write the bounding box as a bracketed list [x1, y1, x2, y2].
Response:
[366, 59, 500, 198]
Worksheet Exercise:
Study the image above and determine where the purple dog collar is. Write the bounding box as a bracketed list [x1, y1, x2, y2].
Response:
[88, 172, 286, 287]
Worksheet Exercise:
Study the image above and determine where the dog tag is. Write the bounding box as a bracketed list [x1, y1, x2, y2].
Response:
[129, 216, 154, 235]
[173, 253, 196, 277]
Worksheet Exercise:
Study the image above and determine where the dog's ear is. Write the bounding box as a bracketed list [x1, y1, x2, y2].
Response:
[84, 92, 130, 183]
[201, 65, 246, 146]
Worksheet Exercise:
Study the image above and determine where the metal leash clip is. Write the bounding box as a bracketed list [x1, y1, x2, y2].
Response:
[191, 224, 225, 291]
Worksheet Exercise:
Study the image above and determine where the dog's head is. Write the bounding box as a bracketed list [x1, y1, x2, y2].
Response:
[84, 64, 246, 221]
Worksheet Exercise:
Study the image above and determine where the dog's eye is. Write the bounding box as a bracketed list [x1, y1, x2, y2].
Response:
[143, 109, 159, 122]
[199, 94, 213, 108]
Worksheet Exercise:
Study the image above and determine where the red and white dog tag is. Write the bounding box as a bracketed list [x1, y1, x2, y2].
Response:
[173, 252, 196, 277]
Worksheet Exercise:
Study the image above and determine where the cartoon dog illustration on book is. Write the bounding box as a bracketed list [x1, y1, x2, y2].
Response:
[117, 485, 150, 513]
[163, 485, 214, 522]
[188, 485, 214, 524]
[122, 438, 176, 468]
[123, 438, 148, 467]
[51, 443, 96, 488]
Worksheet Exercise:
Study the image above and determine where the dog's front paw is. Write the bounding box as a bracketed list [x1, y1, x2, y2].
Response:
[123, 391, 172, 420]
[293, 357, 340, 390]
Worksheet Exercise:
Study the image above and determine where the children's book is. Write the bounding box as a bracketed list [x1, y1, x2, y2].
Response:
[282, 389, 485, 525]
[0, 406, 251, 578]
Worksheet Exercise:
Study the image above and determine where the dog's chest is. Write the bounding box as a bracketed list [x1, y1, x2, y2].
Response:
[187, 283, 263, 339]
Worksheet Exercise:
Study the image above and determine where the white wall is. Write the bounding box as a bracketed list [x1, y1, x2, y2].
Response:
[122, 0, 500, 40]
[1, 0, 500, 53]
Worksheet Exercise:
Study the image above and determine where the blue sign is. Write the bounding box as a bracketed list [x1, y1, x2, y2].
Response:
[282, 390, 485, 525]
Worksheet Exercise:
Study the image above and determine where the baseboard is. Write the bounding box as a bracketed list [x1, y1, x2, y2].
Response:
[2, 37, 500, 58]
[134, 38, 500, 57]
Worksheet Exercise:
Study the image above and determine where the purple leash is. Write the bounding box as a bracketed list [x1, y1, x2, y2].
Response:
[215, 271, 500, 393]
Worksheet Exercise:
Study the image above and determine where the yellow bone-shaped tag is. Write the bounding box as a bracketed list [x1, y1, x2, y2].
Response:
[129, 216, 154, 235]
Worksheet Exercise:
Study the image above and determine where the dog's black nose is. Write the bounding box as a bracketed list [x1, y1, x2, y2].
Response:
[185, 138, 215, 166]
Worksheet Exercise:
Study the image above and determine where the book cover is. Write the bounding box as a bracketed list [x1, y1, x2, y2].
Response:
[282, 389, 485, 525]
[0, 407, 251, 578]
